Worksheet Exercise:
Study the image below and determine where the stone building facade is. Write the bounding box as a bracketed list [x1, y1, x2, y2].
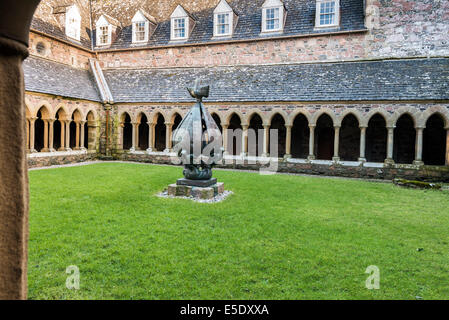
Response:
[24, 0, 449, 180]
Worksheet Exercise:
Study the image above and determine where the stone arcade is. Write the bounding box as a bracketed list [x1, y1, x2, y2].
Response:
[23, 0, 449, 181]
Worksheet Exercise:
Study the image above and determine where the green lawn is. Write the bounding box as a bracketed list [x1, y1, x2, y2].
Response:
[28, 163, 449, 300]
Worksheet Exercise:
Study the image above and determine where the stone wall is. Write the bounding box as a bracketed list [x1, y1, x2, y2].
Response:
[97, 0, 449, 69]
[29, 33, 93, 69]
[27, 151, 97, 168]
[118, 152, 449, 182]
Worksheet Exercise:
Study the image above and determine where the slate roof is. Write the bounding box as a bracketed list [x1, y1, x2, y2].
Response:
[102, 58, 449, 103]
[32, 0, 366, 51]
[99, 0, 365, 50]
[23, 56, 101, 102]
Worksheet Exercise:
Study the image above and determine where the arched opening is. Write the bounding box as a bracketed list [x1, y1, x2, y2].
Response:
[270, 114, 286, 158]
[138, 113, 149, 151]
[70, 110, 82, 150]
[315, 114, 334, 160]
[85, 111, 96, 150]
[423, 114, 446, 165]
[154, 113, 166, 152]
[393, 114, 415, 164]
[340, 114, 360, 161]
[173, 113, 182, 131]
[53, 108, 67, 151]
[122, 113, 132, 150]
[366, 114, 387, 163]
[228, 113, 242, 156]
[211, 113, 222, 133]
[291, 114, 309, 159]
[248, 114, 263, 157]
[34, 108, 46, 152]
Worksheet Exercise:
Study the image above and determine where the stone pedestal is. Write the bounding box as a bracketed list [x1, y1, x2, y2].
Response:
[168, 182, 225, 200]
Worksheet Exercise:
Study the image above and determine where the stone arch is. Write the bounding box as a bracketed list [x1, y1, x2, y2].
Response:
[366, 113, 388, 163]
[311, 108, 337, 126]
[339, 114, 360, 161]
[287, 109, 312, 127]
[85, 110, 97, 150]
[34, 105, 51, 152]
[153, 112, 166, 152]
[150, 110, 167, 125]
[168, 108, 185, 123]
[267, 109, 288, 127]
[362, 109, 392, 128]
[423, 113, 447, 166]
[69, 109, 83, 149]
[315, 113, 335, 160]
[224, 110, 245, 126]
[208, 109, 225, 126]
[291, 112, 309, 159]
[137, 112, 149, 151]
[210, 112, 223, 133]
[248, 112, 264, 157]
[120, 112, 133, 150]
[269, 113, 287, 157]
[84, 108, 98, 122]
[53, 106, 69, 151]
[245, 110, 266, 127]
[393, 114, 416, 164]
[391, 107, 418, 128]
[336, 109, 363, 127]
[419, 107, 449, 129]
[227, 112, 243, 155]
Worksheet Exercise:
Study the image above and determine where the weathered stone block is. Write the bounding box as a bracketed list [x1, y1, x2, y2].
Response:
[167, 184, 178, 196]
[215, 182, 225, 194]
[191, 187, 214, 199]
[176, 185, 192, 197]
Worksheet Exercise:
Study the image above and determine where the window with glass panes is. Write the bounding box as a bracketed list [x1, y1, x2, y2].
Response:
[99, 26, 109, 44]
[135, 22, 146, 41]
[174, 18, 186, 38]
[319, 1, 336, 26]
[266, 7, 280, 30]
[216, 13, 230, 35]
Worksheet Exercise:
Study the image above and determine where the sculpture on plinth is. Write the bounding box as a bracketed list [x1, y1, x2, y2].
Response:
[166, 81, 226, 200]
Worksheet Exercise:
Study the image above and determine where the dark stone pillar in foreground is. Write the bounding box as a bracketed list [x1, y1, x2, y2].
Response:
[0, 0, 41, 300]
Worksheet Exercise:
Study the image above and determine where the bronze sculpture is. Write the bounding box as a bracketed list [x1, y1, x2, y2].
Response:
[172, 81, 223, 187]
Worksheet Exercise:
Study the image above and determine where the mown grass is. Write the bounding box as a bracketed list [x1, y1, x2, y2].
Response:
[28, 163, 449, 300]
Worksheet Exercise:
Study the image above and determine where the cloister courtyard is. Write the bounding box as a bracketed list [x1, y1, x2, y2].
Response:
[28, 162, 449, 300]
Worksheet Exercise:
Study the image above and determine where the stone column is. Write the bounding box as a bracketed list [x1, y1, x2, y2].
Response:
[131, 122, 138, 151]
[308, 125, 316, 160]
[446, 128, 449, 166]
[26, 119, 30, 152]
[80, 121, 86, 150]
[74, 121, 80, 150]
[359, 126, 367, 162]
[241, 124, 248, 157]
[65, 120, 71, 151]
[58, 120, 65, 151]
[165, 122, 173, 152]
[147, 122, 154, 152]
[385, 126, 395, 164]
[48, 119, 55, 152]
[333, 126, 340, 162]
[285, 124, 292, 159]
[413, 127, 424, 166]
[262, 124, 270, 157]
[29, 117, 37, 153]
[222, 124, 229, 155]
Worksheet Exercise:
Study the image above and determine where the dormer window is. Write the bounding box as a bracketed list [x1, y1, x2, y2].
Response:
[170, 5, 194, 41]
[99, 26, 110, 45]
[96, 15, 118, 46]
[213, 0, 236, 37]
[315, 0, 340, 28]
[65, 5, 81, 41]
[132, 10, 156, 44]
[173, 18, 186, 39]
[262, 0, 285, 33]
